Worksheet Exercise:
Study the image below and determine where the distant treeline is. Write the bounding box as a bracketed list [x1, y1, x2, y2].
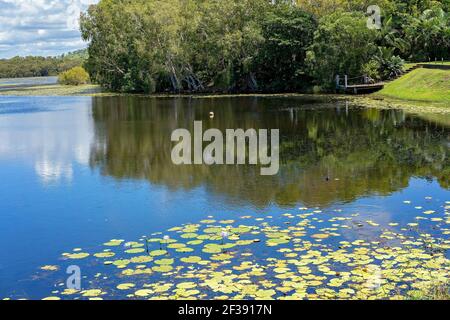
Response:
[0, 50, 87, 78]
[80, 0, 450, 93]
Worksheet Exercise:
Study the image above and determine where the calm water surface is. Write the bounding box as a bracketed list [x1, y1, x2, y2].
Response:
[0, 96, 449, 299]
[0, 77, 58, 90]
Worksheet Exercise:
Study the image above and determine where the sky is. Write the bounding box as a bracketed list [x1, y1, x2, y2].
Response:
[0, 0, 99, 59]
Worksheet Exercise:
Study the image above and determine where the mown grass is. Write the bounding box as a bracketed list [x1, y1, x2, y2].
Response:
[377, 68, 450, 104]
[403, 61, 450, 70]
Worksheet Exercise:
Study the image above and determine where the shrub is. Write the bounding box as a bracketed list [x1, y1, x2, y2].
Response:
[374, 48, 405, 80]
[362, 60, 382, 82]
[380, 55, 405, 80]
[58, 67, 90, 85]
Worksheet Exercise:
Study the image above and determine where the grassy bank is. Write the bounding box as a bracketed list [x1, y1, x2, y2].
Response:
[0, 84, 105, 96]
[376, 68, 450, 104]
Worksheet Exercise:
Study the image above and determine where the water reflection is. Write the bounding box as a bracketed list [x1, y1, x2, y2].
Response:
[0, 97, 93, 185]
[89, 96, 450, 208]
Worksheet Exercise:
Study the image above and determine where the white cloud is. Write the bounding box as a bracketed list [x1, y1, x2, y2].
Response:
[0, 0, 99, 58]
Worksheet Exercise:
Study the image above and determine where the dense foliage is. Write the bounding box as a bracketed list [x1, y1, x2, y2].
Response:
[306, 11, 378, 89]
[80, 0, 450, 93]
[0, 50, 87, 79]
[80, 0, 319, 93]
[58, 66, 90, 85]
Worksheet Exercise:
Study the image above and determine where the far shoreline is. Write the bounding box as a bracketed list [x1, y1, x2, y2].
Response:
[0, 83, 448, 115]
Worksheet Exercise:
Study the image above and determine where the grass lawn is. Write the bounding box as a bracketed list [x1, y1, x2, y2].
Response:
[377, 68, 450, 104]
[404, 61, 450, 68]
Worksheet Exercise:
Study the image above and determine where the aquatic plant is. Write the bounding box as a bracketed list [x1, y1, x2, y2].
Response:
[25, 199, 450, 301]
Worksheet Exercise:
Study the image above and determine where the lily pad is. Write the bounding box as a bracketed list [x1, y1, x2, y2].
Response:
[152, 265, 174, 273]
[125, 248, 146, 254]
[117, 283, 136, 290]
[180, 256, 202, 264]
[154, 258, 174, 265]
[63, 252, 90, 260]
[82, 289, 105, 297]
[94, 252, 116, 258]
[40, 265, 59, 271]
[150, 250, 167, 257]
[134, 289, 153, 297]
[104, 239, 124, 247]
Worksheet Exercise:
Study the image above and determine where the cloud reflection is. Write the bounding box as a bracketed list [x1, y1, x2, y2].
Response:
[0, 97, 93, 185]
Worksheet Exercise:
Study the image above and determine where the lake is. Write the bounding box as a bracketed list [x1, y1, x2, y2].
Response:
[0, 95, 449, 300]
[0, 77, 58, 90]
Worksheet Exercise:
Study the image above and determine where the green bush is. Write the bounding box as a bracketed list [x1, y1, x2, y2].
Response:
[374, 48, 405, 80]
[58, 67, 90, 85]
[362, 60, 382, 82]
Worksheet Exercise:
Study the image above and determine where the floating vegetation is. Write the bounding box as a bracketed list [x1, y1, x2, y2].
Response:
[42, 296, 61, 300]
[104, 239, 124, 247]
[94, 252, 115, 259]
[62, 252, 90, 260]
[40, 265, 59, 272]
[117, 283, 136, 291]
[13, 200, 450, 300]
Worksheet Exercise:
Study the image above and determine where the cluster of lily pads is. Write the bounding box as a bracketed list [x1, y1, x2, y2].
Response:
[19, 200, 450, 300]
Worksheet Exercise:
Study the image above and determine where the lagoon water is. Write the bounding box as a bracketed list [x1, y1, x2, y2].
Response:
[0, 76, 58, 90]
[0, 95, 449, 299]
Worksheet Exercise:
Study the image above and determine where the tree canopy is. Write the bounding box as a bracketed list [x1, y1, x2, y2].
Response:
[79, 0, 450, 93]
[0, 50, 87, 79]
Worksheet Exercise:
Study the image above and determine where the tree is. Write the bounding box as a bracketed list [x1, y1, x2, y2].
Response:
[79, 0, 449, 92]
[404, 6, 450, 60]
[254, 4, 317, 91]
[306, 11, 378, 89]
[190, 0, 268, 92]
[0, 51, 86, 79]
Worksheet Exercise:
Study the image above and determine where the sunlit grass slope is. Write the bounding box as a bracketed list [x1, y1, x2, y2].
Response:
[378, 68, 450, 104]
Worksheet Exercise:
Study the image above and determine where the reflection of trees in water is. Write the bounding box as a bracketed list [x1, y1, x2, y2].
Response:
[89, 96, 450, 208]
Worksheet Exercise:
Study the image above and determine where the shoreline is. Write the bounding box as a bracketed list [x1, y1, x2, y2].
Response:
[0, 83, 448, 114]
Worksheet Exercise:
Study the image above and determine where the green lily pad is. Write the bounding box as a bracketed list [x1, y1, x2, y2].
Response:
[180, 256, 202, 264]
[104, 239, 124, 247]
[117, 283, 136, 290]
[152, 265, 174, 273]
[181, 233, 198, 239]
[63, 252, 90, 260]
[187, 240, 204, 245]
[82, 289, 105, 297]
[94, 252, 116, 258]
[150, 250, 167, 257]
[154, 258, 174, 265]
[130, 256, 153, 264]
[125, 248, 146, 254]
[203, 227, 222, 234]
[134, 289, 153, 297]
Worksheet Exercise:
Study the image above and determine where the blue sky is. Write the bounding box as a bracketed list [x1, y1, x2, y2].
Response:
[0, 0, 98, 58]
